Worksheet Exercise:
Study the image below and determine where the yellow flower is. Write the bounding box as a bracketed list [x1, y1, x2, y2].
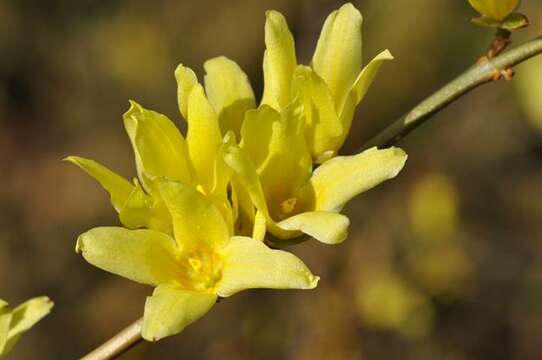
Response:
[468, 0, 520, 21]
[261, 3, 393, 163]
[223, 102, 407, 245]
[0, 297, 53, 357]
[66, 56, 255, 235]
[76, 180, 318, 341]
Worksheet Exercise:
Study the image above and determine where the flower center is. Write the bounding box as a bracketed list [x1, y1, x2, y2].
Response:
[180, 247, 223, 292]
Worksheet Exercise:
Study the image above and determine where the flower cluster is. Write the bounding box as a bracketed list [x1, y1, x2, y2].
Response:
[68, 3, 407, 341]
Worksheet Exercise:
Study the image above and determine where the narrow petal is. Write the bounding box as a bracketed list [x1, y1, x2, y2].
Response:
[261, 10, 297, 110]
[175, 64, 198, 121]
[142, 284, 216, 341]
[277, 211, 349, 245]
[216, 236, 319, 297]
[76, 227, 182, 286]
[66, 157, 173, 234]
[159, 180, 230, 250]
[204, 56, 256, 137]
[117, 179, 173, 234]
[312, 3, 363, 111]
[308, 147, 407, 212]
[335, 50, 394, 153]
[186, 84, 222, 193]
[64, 156, 133, 212]
[292, 65, 342, 162]
[0, 305, 12, 355]
[222, 142, 270, 218]
[349, 50, 394, 108]
[123, 101, 192, 192]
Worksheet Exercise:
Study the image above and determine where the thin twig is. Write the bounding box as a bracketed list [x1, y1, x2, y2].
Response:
[363, 36, 542, 149]
[80, 318, 143, 360]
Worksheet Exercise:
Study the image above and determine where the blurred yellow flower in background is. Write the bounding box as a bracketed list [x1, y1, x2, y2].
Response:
[356, 272, 433, 339]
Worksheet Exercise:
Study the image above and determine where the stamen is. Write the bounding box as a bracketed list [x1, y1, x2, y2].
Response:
[281, 197, 297, 214]
[189, 257, 202, 272]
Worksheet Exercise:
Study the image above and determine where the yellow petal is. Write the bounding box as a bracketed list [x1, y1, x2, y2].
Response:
[142, 284, 216, 341]
[0, 305, 11, 355]
[65, 157, 173, 233]
[216, 236, 319, 297]
[292, 65, 342, 162]
[277, 211, 349, 245]
[76, 227, 182, 286]
[64, 156, 133, 212]
[261, 10, 297, 110]
[312, 3, 363, 111]
[222, 142, 270, 218]
[223, 142, 302, 240]
[117, 179, 173, 234]
[175, 64, 198, 121]
[123, 101, 192, 192]
[3, 297, 53, 356]
[204, 56, 256, 137]
[335, 50, 394, 155]
[349, 50, 394, 108]
[159, 180, 230, 250]
[186, 84, 222, 193]
[241, 104, 312, 220]
[309, 147, 407, 212]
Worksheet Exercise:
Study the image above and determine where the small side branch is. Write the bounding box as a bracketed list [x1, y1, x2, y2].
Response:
[363, 36, 542, 149]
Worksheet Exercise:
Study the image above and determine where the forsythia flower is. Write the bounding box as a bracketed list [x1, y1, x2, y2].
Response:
[223, 4, 407, 245]
[76, 180, 318, 341]
[468, 0, 520, 21]
[0, 297, 53, 357]
[66, 56, 255, 234]
[224, 103, 406, 245]
[261, 3, 393, 163]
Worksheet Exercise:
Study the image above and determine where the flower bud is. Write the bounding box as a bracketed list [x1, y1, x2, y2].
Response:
[468, 0, 520, 21]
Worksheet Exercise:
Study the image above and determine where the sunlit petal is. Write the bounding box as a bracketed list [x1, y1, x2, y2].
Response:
[76, 227, 182, 286]
[216, 236, 319, 297]
[204, 56, 256, 137]
[142, 284, 216, 341]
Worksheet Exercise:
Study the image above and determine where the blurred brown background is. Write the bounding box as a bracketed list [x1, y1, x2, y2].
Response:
[1, 0, 542, 359]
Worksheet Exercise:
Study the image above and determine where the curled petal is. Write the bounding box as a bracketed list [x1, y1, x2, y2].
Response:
[123, 101, 192, 191]
[309, 147, 407, 212]
[76, 227, 182, 286]
[142, 284, 216, 341]
[159, 180, 230, 250]
[277, 211, 349, 245]
[216, 236, 319, 297]
[204, 56, 256, 137]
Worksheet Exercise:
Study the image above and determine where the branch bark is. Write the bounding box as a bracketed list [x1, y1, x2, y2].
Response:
[363, 36, 542, 149]
[80, 318, 143, 360]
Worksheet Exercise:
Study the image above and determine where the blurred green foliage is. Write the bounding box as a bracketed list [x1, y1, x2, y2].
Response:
[0, 0, 541, 359]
